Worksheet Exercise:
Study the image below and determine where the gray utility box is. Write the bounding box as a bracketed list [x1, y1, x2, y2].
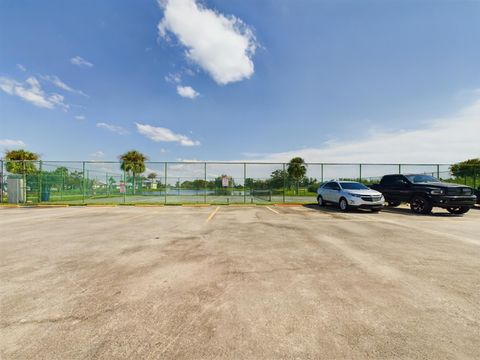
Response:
[7, 178, 24, 203]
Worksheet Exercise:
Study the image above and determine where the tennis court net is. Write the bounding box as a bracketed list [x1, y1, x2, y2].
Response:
[251, 189, 272, 202]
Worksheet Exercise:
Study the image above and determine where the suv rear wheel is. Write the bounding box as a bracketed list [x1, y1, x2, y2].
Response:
[317, 195, 324, 207]
[446, 206, 470, 215]
[410, 195, 433, 214]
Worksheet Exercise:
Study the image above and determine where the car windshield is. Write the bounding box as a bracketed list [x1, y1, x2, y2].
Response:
[405, 175, 440, 183]
[339, 182, 369, 190]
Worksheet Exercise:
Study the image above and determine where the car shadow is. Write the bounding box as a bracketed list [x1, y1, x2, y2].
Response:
[302, 203, 380, 215]
[303, 203, 469, 217]
[381, 206, 466, 217]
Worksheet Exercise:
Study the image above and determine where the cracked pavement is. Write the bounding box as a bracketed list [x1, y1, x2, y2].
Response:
[1, 205, 479, 359]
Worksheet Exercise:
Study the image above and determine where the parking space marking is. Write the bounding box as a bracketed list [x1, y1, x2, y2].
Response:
[206, 206, 220, 222]
[265, 206, 281, 215]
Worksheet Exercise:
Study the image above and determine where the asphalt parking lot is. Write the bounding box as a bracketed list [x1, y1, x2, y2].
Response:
[1, 205, 479, 359]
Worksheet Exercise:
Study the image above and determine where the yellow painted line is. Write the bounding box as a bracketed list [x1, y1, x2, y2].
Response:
[133, 204, 163, 207]
[182, 204, 211, 207]
[266, 206, 281, 215]
[206, 206, 220, 222]
[37, 204, 69, 208]
[87, 204, 118, 207]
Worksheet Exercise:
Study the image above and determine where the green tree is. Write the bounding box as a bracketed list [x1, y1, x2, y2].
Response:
[450, 158, 480, 178]
[269, 169, 288, 189]
[4, 149, 39, 174]
[287, 157, 307, 194]
[119, 150, 148, 194]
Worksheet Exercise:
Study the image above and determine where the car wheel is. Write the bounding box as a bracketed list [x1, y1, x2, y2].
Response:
[387, 200, 401, 207]
[446, 206, 470, 215]
[339, 197, 349, 212]
[317, 195, 324, 207]
[410, 195, 433, 214]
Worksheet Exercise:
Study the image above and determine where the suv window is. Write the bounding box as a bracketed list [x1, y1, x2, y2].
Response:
[323, 182, 340, 190]
[323, 182, 334, 189]
[331, 182, 341, 190]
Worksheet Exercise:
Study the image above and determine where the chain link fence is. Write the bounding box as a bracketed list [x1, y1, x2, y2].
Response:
[0, 160, 478, 205]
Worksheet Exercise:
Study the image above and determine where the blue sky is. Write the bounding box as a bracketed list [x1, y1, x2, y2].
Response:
[1, 0, 479, 163]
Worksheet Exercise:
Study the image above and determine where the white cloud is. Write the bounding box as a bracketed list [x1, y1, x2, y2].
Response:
[176, 85, 199, 99]
[158, 0, 257, 85]
[0, 139, 26, 149]
[70, 56, 93, 68]
[40, 75, 88, 97]
[90, 150, 105, 158]
[248, 96, 480, 164]
[136, 122, 200, 146]
[17, 64, 27, 72]
[96, 122, 128, 135]
[75, 115, 86, 121]
[165, 72, 182, 84]
[0, 76, 69, 110]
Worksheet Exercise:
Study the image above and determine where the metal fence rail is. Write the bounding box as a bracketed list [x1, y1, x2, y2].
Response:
[0, 160, 477, 205]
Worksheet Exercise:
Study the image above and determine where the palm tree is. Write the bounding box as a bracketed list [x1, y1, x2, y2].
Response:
[119, 150, 148, 194]
[287, 157, 307, 195]
[4, 149, 39, 174]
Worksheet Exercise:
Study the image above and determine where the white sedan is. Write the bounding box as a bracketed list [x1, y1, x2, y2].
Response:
[317, 181, 385, 212]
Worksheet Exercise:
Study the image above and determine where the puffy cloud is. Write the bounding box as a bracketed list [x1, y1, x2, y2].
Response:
[0, 139, 26, 149]
[248, 96, 480, 164]
[96, 122, 128, 135]
[40, 75, 88, 97]
[136, 122, 200, 146]
[176, 85, 199, 99]
[17, 64, 27, 72]
[158, 0, 257, 85]
[0, 76, 68, 110]
[70, 56, 93, 68]
[75, 115, 86, 121]
[90, 150, 105, 159]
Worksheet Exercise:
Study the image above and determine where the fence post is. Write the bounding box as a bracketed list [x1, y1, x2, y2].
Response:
[204, 162, 207, 204]
[359, 164, 362, 182]
[283, 163, 286, 203]
[398, 164, 402, 174]
[0, 160, 3, 203]
[23, 161, 27, 204]
[61, 168, 64, 201]
[38, 160, 43, 203]
[321, 163, 324, 183]
[243, 163, 246, 204]
[164, 162, 167, 204]
[82, 161, 86, 204]
[123, 169, 127, 204]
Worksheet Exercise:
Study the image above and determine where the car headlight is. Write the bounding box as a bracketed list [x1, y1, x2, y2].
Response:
[430, 189, 444, 195]
[347, 192, 363, 198]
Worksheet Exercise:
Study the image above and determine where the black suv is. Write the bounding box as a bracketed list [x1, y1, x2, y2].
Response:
[371, 174, 476, 214]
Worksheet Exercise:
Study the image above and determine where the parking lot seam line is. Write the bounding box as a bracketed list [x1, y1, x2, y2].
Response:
[206, 206, 220, 222]
[274, 203, 303, 207]
[266, 206, 281, 215]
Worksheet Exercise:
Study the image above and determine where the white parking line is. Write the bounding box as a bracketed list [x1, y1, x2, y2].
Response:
[266, 206, 281, 215]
